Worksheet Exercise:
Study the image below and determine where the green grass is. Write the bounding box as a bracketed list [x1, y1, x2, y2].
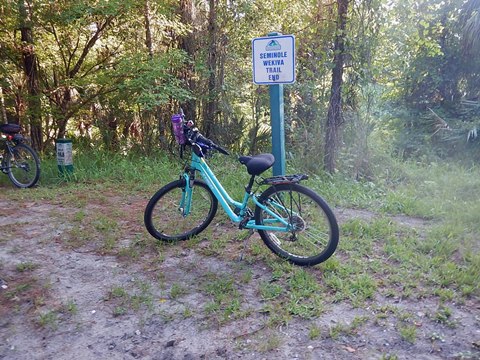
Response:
[328, 315, 369, 339]
[201, 273, 244, 323]
[2, 148, 479, 342]
[16, 262, 39, 272]
[105, 281, 155, 316]
[259, 281, 283, 300]
[63, 300, 78, 315]
[312, 161, 480, 304]
[256, 332, 281, 352]
[37, 310, 58, 330]
[398, 323, 417, 343]
[170, 283, 187, 299]
[0, 148, 179, 193]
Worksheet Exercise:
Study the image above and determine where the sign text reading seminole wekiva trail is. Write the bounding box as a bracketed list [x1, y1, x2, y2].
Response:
[252, 35, 295, 85]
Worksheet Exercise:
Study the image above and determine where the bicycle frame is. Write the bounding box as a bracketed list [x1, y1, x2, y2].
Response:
[181, 152, 291, 232]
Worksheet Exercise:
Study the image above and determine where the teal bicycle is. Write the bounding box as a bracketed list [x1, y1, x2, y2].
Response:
[144, 114, 339, 266]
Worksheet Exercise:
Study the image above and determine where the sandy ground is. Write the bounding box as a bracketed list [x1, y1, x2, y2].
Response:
[0, 193, 479, 360]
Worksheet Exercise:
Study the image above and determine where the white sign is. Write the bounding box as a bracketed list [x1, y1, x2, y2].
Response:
[252, 35, 295, 85]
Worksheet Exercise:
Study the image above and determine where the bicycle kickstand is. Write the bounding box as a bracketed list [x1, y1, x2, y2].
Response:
[238, 229, 254, 262]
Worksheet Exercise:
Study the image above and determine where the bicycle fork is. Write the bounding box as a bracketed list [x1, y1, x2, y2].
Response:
[179, 170, 195, 217]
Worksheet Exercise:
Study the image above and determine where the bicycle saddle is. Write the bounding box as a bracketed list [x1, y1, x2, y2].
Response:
[0, 123, 21, 135]
[238, 153, 275, 176]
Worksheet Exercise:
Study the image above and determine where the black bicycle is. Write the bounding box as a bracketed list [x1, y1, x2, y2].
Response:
[0, 123, 40, 188]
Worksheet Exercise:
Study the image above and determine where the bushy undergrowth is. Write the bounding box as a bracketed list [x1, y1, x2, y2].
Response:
[18, 145, 478, 244]
[33, 148, 184, 192]
[7, 144, 478, 223]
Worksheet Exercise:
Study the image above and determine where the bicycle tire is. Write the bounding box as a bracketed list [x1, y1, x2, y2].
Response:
[144, 179, 218, 241]
[6, 143, 41, 188]
[255, 183, 339, 266]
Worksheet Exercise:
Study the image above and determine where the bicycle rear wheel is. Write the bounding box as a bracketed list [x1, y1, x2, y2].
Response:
[255, 183, 339, 266]
[144, 179, 218, 241]
[6, 143, 40, 188]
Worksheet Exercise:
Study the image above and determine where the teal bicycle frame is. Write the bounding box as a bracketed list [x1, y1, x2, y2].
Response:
[180, 152, 291, 232]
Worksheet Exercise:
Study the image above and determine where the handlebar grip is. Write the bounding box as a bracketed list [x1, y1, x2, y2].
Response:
[186, 129, 229, 156]
[195, 133, 211, 145]
[212, 143, 230, 155]
[196, 134, 229, 155]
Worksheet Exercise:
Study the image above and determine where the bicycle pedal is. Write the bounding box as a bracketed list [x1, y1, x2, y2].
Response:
[238, 211, 253, 229]
[239, 218, 249, 229]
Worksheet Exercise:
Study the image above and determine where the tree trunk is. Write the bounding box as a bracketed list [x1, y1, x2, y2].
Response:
[143, 0, 166, 147]
[324, 0, 350, 173]
[51, 17, 113, 140]
[0, 87, 7, 124]
[144, 0, 154, 59]
[179, 0, 197, 123]
[203, 0, 217, 138]
[18, 0, 42, 151]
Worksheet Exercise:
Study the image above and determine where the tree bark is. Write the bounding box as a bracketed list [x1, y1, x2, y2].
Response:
[57, 87, 71, 139]
[324, 0, 350, 173]
[143, 0, 166, 146]
[179, 0, 197, 122]
[18, 0, 42, 151]
[144, 0, 154, 59]
[0, 87, 7, 124]
[203, 0, 217, 138]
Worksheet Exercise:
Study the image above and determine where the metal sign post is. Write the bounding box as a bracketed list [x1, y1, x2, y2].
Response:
[252, 33, 295, 176]
[269, 82, 285, 176]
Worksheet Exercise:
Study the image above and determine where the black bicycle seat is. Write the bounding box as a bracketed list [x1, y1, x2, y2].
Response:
[0, 123, 21, 135]
[238, 153, 275, 176]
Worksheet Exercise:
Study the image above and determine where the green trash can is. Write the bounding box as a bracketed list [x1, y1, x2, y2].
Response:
[56, 138, 74, 174]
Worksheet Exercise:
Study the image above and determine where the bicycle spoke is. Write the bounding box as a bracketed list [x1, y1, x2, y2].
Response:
[303, 226, 330, 240]
[6, 144, 40, 188]
[301, 231, 329, 249]
[256, 184, 339, 266]
[145, 179, 218, 241]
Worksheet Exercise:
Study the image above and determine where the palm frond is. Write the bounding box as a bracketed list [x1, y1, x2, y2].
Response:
[467, 128, 478, 142]
[428, 107, 453, 136]
[462, 0, 480, 54]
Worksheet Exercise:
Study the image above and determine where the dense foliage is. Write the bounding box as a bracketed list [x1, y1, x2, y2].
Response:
[1, 0, 479, 174]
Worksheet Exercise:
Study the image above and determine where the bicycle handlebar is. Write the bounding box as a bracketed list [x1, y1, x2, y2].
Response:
[184, 124, 230, 156]
[194, 132, 230, 155]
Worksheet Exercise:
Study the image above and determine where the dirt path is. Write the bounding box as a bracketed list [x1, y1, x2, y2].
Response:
[0, 194, 479, 360]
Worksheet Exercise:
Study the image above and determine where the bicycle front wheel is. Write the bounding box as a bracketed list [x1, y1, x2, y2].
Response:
[6, 143, 41, 188]
[144, 179, 218, 241]
[255, 183, 339, 266]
